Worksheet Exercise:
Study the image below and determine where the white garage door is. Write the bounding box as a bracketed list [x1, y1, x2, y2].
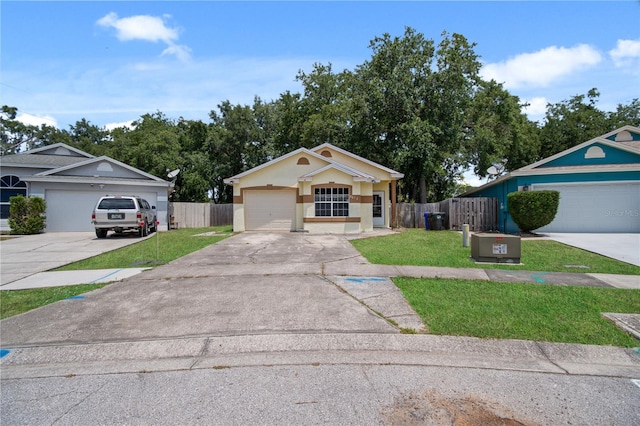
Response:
[244, 190, 296, 231]
[535, 182, 640, 233]
[45, 190, 158, 232]
[45, 190, 103, 231]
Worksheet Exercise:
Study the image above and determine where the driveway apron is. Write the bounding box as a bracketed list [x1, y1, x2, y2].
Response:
[0, 233, 397, 347]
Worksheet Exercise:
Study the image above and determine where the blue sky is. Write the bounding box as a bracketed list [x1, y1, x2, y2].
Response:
[2, 1, 639, 132]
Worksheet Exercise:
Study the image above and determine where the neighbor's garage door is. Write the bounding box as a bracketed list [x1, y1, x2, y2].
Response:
[535, 182, 640, 233]
[45, 190, 158, 232]
[45, 190, 102, 231]
[244, 190, 296, 231]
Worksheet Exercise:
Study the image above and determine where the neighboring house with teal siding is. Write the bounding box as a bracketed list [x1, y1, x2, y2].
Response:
[461, 126, 640, 233]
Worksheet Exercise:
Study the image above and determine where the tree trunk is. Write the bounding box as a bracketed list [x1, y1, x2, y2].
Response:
[419, 176, 427, 204]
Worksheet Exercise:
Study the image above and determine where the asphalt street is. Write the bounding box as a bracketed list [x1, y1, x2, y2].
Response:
[1, 231, 639, 425]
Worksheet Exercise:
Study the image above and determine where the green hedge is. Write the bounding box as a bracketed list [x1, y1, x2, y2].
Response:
[8, 195, 47, 234]
[507, 190, 560, 232]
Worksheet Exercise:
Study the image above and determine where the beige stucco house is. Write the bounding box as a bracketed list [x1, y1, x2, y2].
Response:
[224, 143, 403, 233]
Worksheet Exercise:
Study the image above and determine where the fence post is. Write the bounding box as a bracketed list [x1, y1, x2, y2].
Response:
[462, 224, 470, 247]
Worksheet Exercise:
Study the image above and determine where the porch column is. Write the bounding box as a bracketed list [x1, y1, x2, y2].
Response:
[391, 180, 397, 228]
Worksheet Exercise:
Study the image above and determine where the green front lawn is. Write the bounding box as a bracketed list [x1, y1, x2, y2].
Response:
[55, 226, 233, 271]
[394, 277, 640, 347]
[1, 284, 109, 319]
[351, 229, 640, 275]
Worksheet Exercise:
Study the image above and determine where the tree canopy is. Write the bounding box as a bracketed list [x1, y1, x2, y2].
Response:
[2, 27, 638, 203]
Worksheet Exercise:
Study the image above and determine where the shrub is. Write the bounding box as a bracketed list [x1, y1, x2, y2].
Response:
[8, 195, 47, 234]
[507, 190, 559, 232]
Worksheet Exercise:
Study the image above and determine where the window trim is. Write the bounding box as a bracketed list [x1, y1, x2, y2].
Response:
[313, 185, 350, 218]
[0, 175, 27, 220]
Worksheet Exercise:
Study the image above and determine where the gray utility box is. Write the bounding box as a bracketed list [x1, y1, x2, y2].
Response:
[471, 233, 521, 264]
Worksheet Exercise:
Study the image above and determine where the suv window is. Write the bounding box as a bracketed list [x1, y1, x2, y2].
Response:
[98, 198, 136, 209]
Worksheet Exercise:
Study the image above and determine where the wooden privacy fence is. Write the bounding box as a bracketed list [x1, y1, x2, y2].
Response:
[396, 202, 444, 229]
[170, 202, 233, 228]
[396, 197, 498, 231]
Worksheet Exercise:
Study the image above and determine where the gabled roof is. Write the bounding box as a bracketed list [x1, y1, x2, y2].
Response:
[518, 136, 640, 172]
[3, 143, 170, 186]
[1, 143, 95, 169]
[223, 147, 332, 184]
[224, 143, 403, 185]
[17, 143, 95, 158]
[34, 156, 168, 182]
[1, 153, 90, 169]
[311, 143, 404, 178]
[461, 126, 640, 196]
[599, 125, 640, 142]
[298, 163, 378, 183]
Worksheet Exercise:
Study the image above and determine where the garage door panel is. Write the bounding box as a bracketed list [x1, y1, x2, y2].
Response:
[45, 190, 102, 232]
[245, 190, 295, 231]
[535, 182, 639, 233]
[45, 190, 158, 232]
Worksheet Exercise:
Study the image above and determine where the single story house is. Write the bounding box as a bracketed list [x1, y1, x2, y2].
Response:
[224, 143, 404, 233]
[1, 143, 173, 232]
[462, 125, 640, 233]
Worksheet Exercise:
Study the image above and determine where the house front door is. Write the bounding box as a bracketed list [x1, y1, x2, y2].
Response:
[373, 191, 384, 227]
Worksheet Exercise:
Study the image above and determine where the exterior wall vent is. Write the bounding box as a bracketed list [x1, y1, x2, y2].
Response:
[585, 146, 605, 159]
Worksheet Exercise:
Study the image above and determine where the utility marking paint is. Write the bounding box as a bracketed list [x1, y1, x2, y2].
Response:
[531, 272, 549, 283]
[345, 277, 387, 283]
[0, 349, 10, 358]
[89, 269, 125, 284]
[65, 295, 86, 300]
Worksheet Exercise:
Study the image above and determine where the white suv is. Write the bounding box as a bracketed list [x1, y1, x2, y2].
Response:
[92, 195, 156, 238]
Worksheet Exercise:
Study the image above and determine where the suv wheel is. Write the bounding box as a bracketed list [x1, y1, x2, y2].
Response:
[138, 221, 148, 238]
[96, 229, 108, 239]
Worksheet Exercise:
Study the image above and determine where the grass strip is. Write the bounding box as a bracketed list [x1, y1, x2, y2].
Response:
[352, 229, 640, 275]
[394, 277, 640, 347]
[55, 226, 233, 271]
[1, 284, 108, 319]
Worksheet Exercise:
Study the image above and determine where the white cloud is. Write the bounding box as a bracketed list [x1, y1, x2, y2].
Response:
[161, 44, 192, 63]
[16, 112, 57, 128]
[462, 169, 486, 187]
[609, 39, 640, 74]
[481, 44, 602, 89]
[97, 12, 191, 62]
[521, 97, 548, 121]
[104, 120, 135, 131]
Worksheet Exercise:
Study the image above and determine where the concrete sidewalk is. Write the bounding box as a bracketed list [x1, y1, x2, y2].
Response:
[0, 268, 150, 290]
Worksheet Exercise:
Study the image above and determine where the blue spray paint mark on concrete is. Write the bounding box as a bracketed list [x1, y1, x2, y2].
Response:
[64, 295, 86, 300]
[89, 269, 124, 284]
[345, 277, 387, 283]
[0, 349, 10, 358]
[531, 272, 549, 283]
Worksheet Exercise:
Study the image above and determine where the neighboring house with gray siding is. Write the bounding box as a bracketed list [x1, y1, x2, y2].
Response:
[1, 143, 173, 232]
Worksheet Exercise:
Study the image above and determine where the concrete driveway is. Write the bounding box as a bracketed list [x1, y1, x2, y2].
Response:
[0, 232, 152, 286]
[0, 233, 397, 347]
[543, 233, 640, 267]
